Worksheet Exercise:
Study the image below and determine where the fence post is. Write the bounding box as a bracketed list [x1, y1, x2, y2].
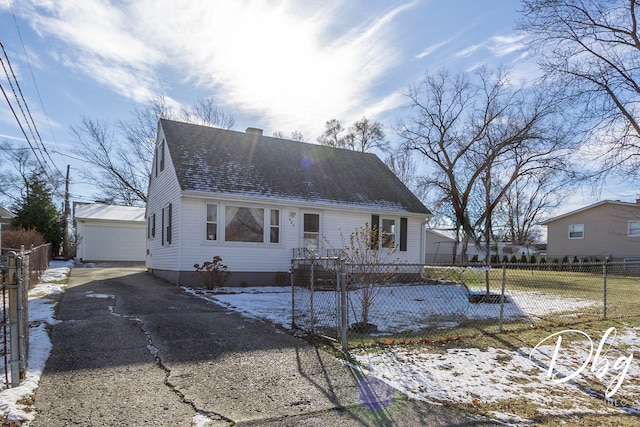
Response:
[309, 257, 315, 333]
[6, 252, 21, 387]
[339, 257, 348, 351]
[290, 263, 295, 329]
[499, 263, 506, 332]
[603, 261, 608, 320]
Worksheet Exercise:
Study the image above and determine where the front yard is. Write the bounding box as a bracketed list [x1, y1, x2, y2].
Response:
[187, 274, 640, 426]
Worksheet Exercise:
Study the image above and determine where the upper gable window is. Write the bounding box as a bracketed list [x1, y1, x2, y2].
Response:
[159, 140, 165, 173]
[568, 224, 584, 239]
[629, 220, 640, 237]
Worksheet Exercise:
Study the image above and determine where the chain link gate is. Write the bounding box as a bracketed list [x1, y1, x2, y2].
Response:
[0, 251, 27, 388]
[291, 250, 344, 344]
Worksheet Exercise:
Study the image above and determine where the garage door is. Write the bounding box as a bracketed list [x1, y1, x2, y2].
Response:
[82, 222, 146, 262]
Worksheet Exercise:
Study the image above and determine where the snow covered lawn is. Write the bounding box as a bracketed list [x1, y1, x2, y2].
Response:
[190, 285, 640, 425]
[192, 283, 601, 334]
[0, 259, 73, 424]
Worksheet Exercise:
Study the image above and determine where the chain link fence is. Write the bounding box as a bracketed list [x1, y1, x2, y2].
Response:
[0, 244, 52, 388]
[291, 258, 640, 349]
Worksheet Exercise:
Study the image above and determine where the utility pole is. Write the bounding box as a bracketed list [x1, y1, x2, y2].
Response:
[62, 165, 70, 259]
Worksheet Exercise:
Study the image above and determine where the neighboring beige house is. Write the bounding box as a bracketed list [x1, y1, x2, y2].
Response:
[425, 229, 456, 263]
[540, 200, 640, 261]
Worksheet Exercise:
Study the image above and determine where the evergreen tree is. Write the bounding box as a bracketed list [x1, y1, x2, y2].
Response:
[12, 173, 63, 253]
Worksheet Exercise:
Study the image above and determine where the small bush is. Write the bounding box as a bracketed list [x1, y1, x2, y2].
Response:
[194, 256, 231, 289]
[1, 227, 45, 250]
[540, 257, 547, 263]
[562, 256, 569, 263]
[529, 254, 537, 264]
[520, 253, 528, 263]
[510, 255, 518, 263]
[502, 255, 509, 263]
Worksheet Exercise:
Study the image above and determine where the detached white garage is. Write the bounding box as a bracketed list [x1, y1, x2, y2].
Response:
[75, 203, 146, 262]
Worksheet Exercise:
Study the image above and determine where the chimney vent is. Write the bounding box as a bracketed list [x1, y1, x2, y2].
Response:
[246, 127, 263, 136]
[636, 198, 640, 204]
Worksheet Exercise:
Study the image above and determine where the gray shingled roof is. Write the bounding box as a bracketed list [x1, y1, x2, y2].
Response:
[161, 119, 431, 214]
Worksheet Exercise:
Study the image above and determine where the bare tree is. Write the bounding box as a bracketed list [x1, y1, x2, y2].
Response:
[519, 0, 640, 181]
[317, 117, 387, 153]
[0, 142, 38, 204]
[344, 117, 389, 153]
[494, 173, 566, 246]
[317, 119, 345, 148]
[71, 97, 235, 205]
[384, 148, 422, 198]
[273, 130, 305, 141]
[397, 68, 571, 267]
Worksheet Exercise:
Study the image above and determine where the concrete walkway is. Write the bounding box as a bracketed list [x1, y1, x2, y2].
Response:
[31, 267, 499, 426]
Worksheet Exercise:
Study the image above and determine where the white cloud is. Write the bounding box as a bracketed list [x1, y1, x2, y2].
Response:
[455, 43, 483, 57]
[10, 0, 414, 139]
[488, 34, 526, 57]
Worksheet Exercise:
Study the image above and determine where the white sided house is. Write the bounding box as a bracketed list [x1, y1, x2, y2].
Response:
[75, 203, 146, 262]
[146, 119, 432, 286]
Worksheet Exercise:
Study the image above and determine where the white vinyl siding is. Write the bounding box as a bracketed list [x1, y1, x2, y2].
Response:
[175, 198, 426, 274]
[145, 127, 182, 271]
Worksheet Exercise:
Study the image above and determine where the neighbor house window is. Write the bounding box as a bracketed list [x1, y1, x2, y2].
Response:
[381, 218, 396, 248]
[225, 206, 264, 242]
[270, 209, 280, 244]
[629, 220, 640, 236]
[206, 204, 218, 241]
[569, 224, 584, 239]
[147, 214, 156, 239]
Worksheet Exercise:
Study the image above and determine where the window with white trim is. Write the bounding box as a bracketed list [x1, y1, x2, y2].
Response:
[162, 204, 172, 245]
[381, 218, 396, 248]
[269, 209, 280, 243]
[629, 220, 640, 236]
[205, 204, 281, 244]
[568, 224, 584, 239]
[206, 204, 218, 241]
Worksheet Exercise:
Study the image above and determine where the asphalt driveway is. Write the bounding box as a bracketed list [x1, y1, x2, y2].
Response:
[31, 266, 499, 426]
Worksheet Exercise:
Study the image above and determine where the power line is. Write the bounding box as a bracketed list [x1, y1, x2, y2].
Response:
[8, 0, 65, 161]
[0, 39, 64, 198]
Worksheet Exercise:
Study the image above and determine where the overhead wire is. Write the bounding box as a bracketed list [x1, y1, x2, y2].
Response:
[8, 0, 65, 163]
[0, 39, 65, 198]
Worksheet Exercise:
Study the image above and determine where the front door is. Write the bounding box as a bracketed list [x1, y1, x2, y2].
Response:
[302, 212, 320, 255]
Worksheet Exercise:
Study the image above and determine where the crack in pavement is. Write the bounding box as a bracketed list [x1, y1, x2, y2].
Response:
[106, 300, 236, 426]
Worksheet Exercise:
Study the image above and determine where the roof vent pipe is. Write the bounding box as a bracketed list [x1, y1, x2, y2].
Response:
[246, 127, 263, 136]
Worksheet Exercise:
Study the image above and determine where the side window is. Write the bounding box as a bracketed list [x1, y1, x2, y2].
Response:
[381, 218, 396, 248]
[162, 204, 172, 245]
[270, 209, 280, 243]
[151, 213, 156, 238]
[628, 220, 640, 236]
[569, 224, 584, 239]
[206, 204, 218, 241]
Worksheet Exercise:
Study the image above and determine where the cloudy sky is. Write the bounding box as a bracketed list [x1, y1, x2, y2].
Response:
[0, 0, 632, 207]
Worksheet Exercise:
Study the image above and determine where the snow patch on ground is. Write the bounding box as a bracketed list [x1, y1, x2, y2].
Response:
[188, 284, 640, 423]
[0, 259, 73, 422]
